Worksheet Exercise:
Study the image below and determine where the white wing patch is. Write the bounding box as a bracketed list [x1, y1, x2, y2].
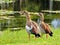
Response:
[26, 25, 33, 33]
[26, 25, 33, 31]
[39, 22, 46, 34]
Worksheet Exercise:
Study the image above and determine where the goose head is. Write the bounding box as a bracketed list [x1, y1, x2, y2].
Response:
[23, 10, 31, 19]
[37, 13, 44, 21]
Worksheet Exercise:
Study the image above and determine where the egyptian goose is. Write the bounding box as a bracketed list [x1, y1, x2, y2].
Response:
[23, 11, 41, 40]
[37, 13, 53, 38]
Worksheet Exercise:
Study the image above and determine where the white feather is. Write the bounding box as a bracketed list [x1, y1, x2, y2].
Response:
[26, 25, 33, 33]
[39, 26, 46, 34]
[39, 22, 46, 34]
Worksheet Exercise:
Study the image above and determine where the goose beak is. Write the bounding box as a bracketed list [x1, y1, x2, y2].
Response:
[20, 11, 24, 15]
[37, 13, 40, 16]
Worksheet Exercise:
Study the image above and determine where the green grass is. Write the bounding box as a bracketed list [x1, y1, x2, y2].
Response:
[0, 28, 60, 45]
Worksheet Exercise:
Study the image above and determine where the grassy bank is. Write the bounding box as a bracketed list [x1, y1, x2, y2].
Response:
[0, 27, 60, 45]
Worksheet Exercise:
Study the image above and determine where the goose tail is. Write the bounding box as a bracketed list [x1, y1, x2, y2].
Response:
[49, 31, 53, 36]
[32, 33, 40, 38]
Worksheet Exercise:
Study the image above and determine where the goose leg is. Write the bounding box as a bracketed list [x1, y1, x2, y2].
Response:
[46, 34, 48, 39]
[40, 33, 43, 38]
[34, 35, 36, 39]
[28, 33, 30, 40]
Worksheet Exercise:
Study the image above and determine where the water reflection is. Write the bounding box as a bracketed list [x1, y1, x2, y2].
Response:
[51, 19, 60, 28]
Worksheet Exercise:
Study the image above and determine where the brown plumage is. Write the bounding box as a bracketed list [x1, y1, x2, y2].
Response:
[23, 11, 41, 40]
[37, 13, 53, 38]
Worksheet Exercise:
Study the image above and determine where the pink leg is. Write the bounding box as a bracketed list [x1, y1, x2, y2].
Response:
[40, 35, 42, 38]
[28, 33, 30, 40]
[34, 36, 36, 39]
[46, 34, 48, 39]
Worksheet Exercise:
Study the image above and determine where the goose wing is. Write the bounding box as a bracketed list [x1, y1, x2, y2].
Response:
[40, 22, 53, 35]
[40, 22, 51, 33]
[31, 21, 40, 34]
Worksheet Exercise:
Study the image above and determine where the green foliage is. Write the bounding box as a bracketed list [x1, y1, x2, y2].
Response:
[23, 0, 41, 12]
[0, 19, 8, 31]
[31, 14, 40, 22]
[53, 1, 60, 10]
[44, 13, 60, 19]
[26, 4, 40, 12]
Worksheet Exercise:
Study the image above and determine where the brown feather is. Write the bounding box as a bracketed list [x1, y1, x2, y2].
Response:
[31, 21, 40, 34]
[41, 22, 51, 33]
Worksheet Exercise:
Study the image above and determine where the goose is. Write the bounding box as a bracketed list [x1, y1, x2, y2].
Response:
[23, 11, 41, 40]
[37, 13, 53, 38]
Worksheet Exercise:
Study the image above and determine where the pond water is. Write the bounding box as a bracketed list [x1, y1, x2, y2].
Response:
[51, 19, 60, 28]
